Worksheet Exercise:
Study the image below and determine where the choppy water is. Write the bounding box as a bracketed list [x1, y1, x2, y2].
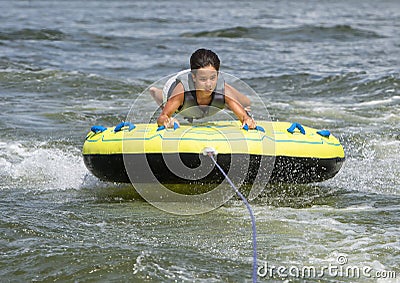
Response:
[1, 1, 399, 282]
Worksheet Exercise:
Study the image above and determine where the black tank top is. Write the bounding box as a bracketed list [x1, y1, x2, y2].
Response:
[168, 71, 225, 119]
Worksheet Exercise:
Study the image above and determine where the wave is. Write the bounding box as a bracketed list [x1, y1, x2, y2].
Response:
[244, 72, 400, 137]
[246, 71, 399, 94]
[0, 28, 66, 41]
[0, 59, 144, 97]
[118, 16, 171, 24]
[0, 141, 87, 191]
[181, 25, 384, 42]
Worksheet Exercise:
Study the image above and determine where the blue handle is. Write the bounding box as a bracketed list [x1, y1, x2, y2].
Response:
[157, 122, 179, 131]
[91, 125, 107, 133]
[255, 125, 265, 132]
[287, 122, 305, 135]
[242, 124, 265, 132]
[317, 129, 331, 138]
[114, 121, 136, 132]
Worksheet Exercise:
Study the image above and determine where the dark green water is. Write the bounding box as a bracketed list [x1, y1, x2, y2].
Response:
[1, 1, 399, 282]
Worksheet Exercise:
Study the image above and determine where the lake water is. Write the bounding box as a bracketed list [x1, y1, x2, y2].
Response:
[0, 0, 399, 282]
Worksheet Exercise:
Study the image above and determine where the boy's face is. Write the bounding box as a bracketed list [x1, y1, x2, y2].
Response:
[192, 65, 218, 95]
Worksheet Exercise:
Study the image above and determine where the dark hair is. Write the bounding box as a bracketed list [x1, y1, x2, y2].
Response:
[190, 49, 220, 72]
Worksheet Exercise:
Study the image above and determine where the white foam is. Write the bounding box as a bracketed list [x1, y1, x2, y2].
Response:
[358, 95, 400, 106]
[0, 141, 88, 191]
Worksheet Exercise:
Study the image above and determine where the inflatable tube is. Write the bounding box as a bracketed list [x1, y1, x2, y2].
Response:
[82, 121, 345, 185]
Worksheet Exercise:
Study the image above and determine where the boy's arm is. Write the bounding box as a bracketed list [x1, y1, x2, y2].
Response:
[225, 83, 251, 109]
[225, 95, 256, 129]
[157, 83, 184, 127]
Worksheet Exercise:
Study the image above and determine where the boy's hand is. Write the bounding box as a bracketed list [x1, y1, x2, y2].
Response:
[158, 114, 180, 128]
[242, 116, 256, 129]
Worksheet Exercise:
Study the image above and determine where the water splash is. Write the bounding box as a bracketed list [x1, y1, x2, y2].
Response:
[0, 141, 87, 191]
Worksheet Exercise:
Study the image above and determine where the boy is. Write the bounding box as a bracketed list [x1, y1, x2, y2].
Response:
[151, 49, 256, 129]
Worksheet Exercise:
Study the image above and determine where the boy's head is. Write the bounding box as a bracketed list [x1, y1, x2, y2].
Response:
[190, 49, 220, 73]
